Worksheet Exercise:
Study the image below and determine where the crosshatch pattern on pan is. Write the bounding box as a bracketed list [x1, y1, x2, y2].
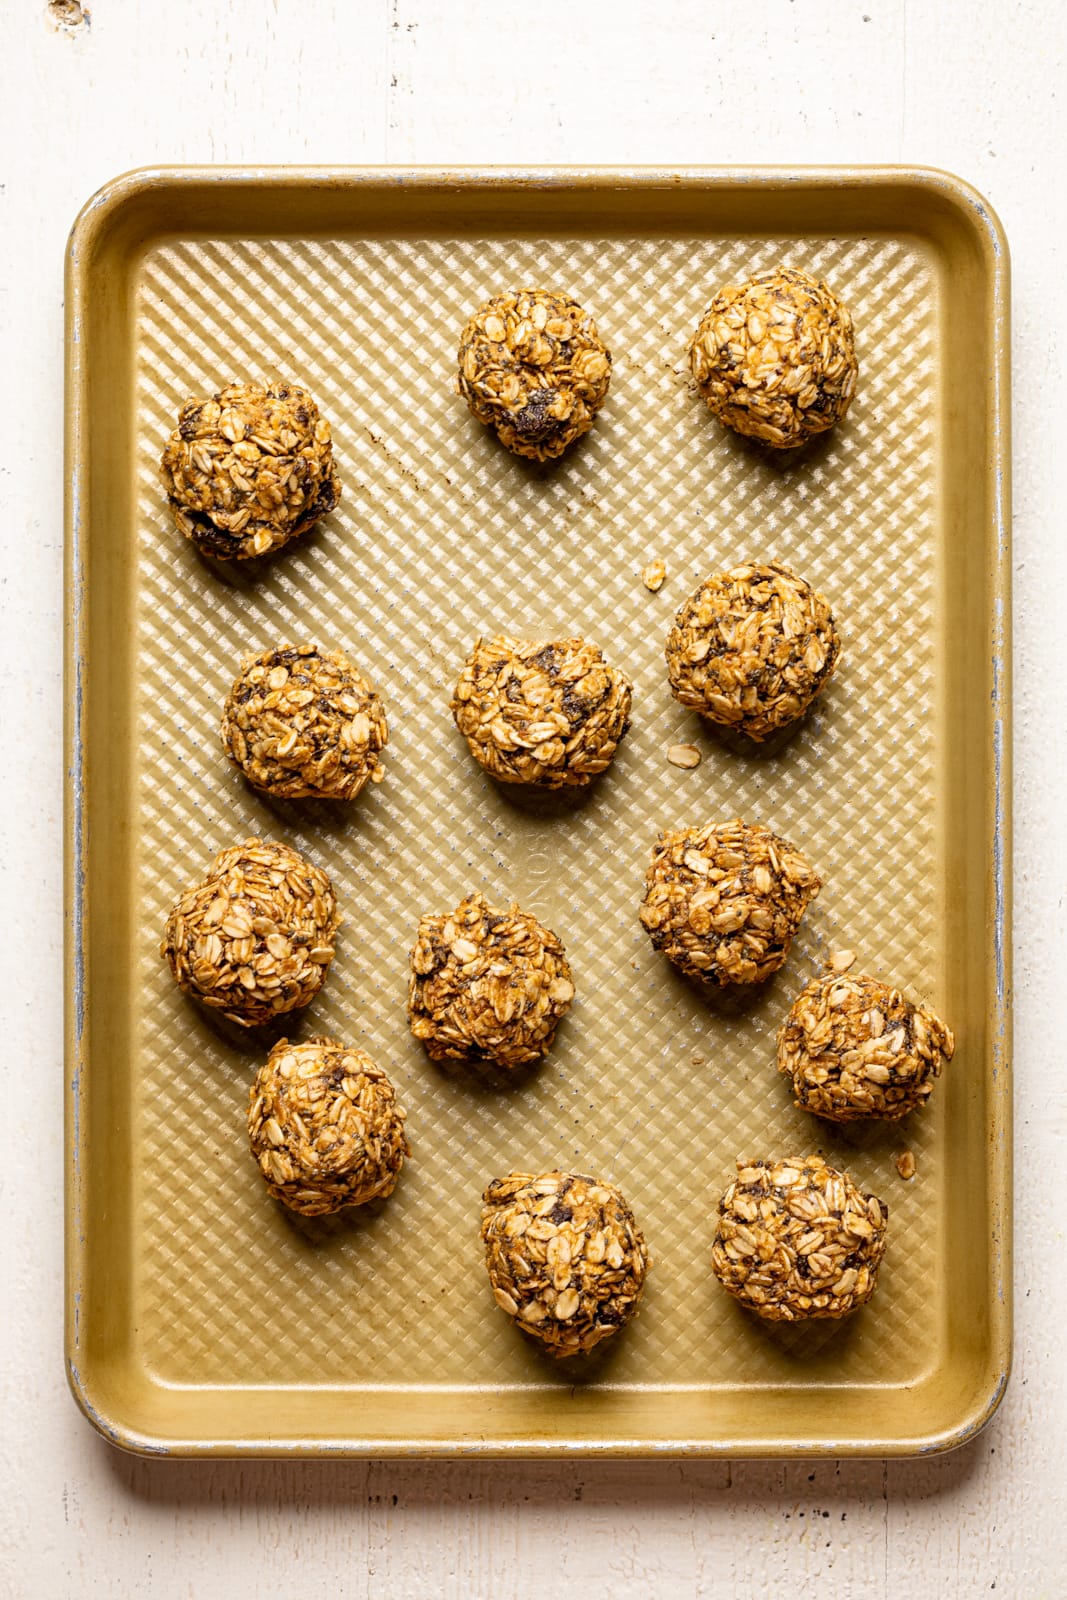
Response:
[131, 229, 942, 1393]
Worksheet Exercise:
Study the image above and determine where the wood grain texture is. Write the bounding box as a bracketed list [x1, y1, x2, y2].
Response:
[1, 0, 1064, 1593]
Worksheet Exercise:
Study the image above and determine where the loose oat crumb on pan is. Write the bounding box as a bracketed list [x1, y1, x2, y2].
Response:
[248, 1036, 408, 1216]
[159, 380, 340, 560]
[455, 288, 611, 461]
[160, 839, 339, 1027]
[665, 562, 841, 742]
[710, 1155, 887, 1321]
[408, 893, 574, 1070]
[687, 267, 857, 449]
[638, 819, 820, 985]
[777, 971, 955, 1122]
[481, 1170, 649, 1356]
[221, 642, 388, 800]
[667, 743, 702, 769]
[451, 635, 633, 789]
[642, 559, 667, 592]
[896, 1150, 917, 1181]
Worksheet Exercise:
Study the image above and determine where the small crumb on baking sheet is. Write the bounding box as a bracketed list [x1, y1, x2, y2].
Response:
[667, 743, 701, 768]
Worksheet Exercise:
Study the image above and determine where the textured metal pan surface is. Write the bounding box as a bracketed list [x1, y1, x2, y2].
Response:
[65, 168, 1011, 1456]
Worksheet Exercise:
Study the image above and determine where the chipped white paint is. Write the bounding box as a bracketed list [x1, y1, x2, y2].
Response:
[1, 0, 1066, 1593]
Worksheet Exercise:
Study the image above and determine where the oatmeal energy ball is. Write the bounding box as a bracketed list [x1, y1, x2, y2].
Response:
[160, 380, 340, 559]
[711, 1156, 888, 1321]
[221, 643, 388, 800]
[408, 893, 574, 1070]
[248, 1036, 408, 1217]
[666, 562, 840, 741]
[778, 958, 956, 1122]
[688, 267, 857, 449]
[161, 839, 339, 1027]
[639, 819, 820, 985]
[456, 288, 612, 460]
[481, 1171, 649, 1356]
[452, 635, 633, 788]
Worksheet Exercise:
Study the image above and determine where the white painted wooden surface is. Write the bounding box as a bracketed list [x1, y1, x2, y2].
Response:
[1, 0, 1065, 1593]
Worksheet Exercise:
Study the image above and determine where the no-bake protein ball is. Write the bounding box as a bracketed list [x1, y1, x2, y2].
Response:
[455, 288, 612, 461]
[481, 1171, 649, 1356]
[451, 635, 633, 788]
[687, 267, 858, 449]
[160, 380, 340, 559]
[408, 893, 574, 1070]
[710, 1155, 888, 1321]
[777, 964, 955, 1122]
[247, 1036, 408, 1216]
[665, 562, 840, 741]
[221, 642, 388, 800]
[160, 839, 339, 1027]
[639, 819, 820, 985]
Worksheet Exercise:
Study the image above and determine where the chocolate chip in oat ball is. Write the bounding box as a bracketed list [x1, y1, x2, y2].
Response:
[710, 1156, 887, 1321]
[160, 838, 339, 1027]
[665, 562, 841, 742]
[777, 957, 955, 1122]
[221, 642, 388, 801]
[408, 893, 574, 1071]
[451, 635, 633, 789]
[688, 267, 857, 449]
[481, 1171, 649, 1356]
[160, 380, 340, 560]
[455, 289, 612, 461]
[638, 819, 820, 986]
[247, 1036, 408, 1217]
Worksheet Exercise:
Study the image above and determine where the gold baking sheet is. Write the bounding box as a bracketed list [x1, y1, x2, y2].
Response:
[64, 167, 1011, 1456]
